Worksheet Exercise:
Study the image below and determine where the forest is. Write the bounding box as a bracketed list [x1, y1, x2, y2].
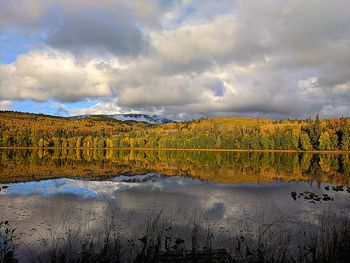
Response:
[0, 111, 349, 151]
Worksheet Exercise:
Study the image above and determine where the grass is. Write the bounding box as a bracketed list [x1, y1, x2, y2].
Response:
[4, 208, 350, 263]
[0, 220, 16, 263]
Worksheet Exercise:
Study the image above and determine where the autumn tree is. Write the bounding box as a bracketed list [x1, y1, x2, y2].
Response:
[300, 131, 312, 150]
[319, 131, 331, 151]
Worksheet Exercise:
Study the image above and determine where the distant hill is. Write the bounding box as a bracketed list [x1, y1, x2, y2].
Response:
[72, 114, 173, 124]
[0, 111, 349, 151]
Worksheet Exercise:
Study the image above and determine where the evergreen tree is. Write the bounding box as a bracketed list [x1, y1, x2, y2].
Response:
[309, 114, 322, 149]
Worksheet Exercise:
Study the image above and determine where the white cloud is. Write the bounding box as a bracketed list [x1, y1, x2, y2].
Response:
[69, 99, 123, 116]
[0, 100, 11, 111]
[0, 50, 116, 101]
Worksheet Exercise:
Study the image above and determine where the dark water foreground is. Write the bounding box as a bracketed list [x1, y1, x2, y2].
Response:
[1, 149, 350, 262]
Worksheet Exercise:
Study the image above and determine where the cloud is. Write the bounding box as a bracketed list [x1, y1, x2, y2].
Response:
[46, 10, 149, 57]
[0, 50, 115, 101]
[0, 100, 11, 110]
[0, 0, 48, 32]
[1, 0, 350, 118]
[0, 0, 174, 57]
[69, 99, 123, 116]
[151, 16, 267, 74]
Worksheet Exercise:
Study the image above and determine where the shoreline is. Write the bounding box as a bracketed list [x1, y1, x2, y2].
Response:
[0, 146, 349, 154]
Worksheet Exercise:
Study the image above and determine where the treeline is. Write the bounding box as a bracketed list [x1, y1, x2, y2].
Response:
[0, 111, 349, 151]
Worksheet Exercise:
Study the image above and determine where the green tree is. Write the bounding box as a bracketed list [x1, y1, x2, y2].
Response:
[341, 131, 349, 151]
[300, 131, 312, 150]
[309, 114, 322, 149]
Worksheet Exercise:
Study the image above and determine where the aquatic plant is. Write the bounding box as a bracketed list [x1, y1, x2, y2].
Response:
[0, 220, 16, 263]
[25, 209, 350, 263]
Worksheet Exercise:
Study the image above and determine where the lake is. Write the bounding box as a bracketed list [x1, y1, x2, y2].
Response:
[1, 149, 350, 262]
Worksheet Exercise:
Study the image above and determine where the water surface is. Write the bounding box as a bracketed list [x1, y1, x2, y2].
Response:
[1, 149, 350, 262]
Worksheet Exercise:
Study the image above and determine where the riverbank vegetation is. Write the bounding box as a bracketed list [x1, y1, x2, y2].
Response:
[2, 209, 350, 263]
[0, 111, 349, 151]
[0, 220, 16, 263]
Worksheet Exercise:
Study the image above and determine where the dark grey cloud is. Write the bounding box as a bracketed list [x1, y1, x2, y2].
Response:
[0, 0, 175, 57]
[46, 7, 149, 57]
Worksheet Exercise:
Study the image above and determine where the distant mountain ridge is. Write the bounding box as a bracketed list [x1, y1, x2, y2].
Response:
[72, 113, 173, 124]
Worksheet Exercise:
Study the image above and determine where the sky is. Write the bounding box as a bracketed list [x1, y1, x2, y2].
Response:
[0, 0, 349, 120]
